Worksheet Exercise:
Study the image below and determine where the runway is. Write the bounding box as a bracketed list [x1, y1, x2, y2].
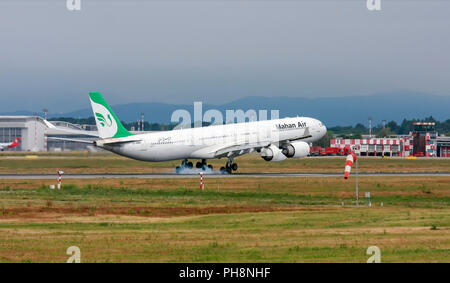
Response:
[1, 172, 449, 179]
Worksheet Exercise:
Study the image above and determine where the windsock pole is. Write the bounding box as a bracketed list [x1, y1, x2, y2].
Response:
[355, 157, 359, 206]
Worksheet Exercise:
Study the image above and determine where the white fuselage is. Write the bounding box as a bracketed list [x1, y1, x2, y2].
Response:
[99, 117, 326, 162]
[0, 142, 13, 150]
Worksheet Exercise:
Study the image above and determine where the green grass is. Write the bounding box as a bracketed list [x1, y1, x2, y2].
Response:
[0, 160, 448, 262]
[0, 208, 448, 262]
[0, 152, 449, 174]
[1, 182, 448, 208]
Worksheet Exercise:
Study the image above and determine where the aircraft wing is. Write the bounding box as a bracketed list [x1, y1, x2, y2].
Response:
[213, 141, 271, 158]
[279, 127, 312, 142]
[191, 127, 313, 159]
[189, 141, 271, 159]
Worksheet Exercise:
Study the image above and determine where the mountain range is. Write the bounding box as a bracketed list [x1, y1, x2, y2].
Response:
[1, 92, 449, 127]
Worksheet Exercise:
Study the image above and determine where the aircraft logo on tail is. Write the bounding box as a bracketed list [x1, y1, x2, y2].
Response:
[95, 112, 113, 127]
[89, 92, 133, 139]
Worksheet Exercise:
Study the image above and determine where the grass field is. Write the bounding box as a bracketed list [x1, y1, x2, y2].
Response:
[0, 171, 449, 262]
[0, 152, 449, 174]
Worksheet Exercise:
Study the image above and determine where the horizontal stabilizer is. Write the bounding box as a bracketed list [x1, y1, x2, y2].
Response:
[96, 137, 143, 147]
[47, 137, 95, 144]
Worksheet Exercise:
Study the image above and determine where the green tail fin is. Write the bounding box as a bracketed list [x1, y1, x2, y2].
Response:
[89, 92, 133, 139]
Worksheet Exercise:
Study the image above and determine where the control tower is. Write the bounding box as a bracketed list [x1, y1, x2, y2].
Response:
[412, 122, 436, 157]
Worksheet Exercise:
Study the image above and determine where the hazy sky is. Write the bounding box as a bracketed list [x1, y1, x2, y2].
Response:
[0, 0, 449, 113]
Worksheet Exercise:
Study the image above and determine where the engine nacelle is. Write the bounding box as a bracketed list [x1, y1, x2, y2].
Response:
[260, 144, 287, 162]
[280, 141, 310, 158]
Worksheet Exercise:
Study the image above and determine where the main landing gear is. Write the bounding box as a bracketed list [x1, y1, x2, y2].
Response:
[175, 159, 212, 174]
[174, 158, 238, 174]
[219, 158, 238, 174]
[196, 159, 213, 171]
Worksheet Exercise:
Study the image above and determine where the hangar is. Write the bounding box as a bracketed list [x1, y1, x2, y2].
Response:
[0, 116, 46, 151]
[0, 116, 98, 152]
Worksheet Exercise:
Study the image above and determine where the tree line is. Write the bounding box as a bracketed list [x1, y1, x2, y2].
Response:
[313, 117, 450, 147]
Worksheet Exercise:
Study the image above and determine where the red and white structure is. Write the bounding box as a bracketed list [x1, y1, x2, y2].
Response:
[441, 146, 450, 158]
[330, 122, 449, 157]
[57, 170, 64, 189]
[424, 132, 437, 157]
[199, 172, 204, 191]
[330, 137, 414, 157]
[344, 153, 357, 179]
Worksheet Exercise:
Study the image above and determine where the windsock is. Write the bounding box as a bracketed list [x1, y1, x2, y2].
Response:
[344, 153, 357, 179]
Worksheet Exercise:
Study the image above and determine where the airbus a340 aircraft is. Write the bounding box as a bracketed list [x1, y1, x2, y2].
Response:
[0, 137, 20, 151]
[50, 93, 327, 174]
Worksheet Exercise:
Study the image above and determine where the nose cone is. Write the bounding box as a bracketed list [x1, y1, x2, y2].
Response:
[322, 124, 327, 138]
[318, 120, 327, 138]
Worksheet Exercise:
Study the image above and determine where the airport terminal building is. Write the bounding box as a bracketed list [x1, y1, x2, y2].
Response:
[330, 123, 450, 158]
[0, 116, 98, 152]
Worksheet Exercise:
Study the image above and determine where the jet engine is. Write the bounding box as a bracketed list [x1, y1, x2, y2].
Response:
[260, 144, 287, 162]
[280, 141, 310, 158]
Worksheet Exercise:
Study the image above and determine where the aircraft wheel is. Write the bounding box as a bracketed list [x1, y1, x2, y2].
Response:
[208, 164, 213, 170]
[187, 162, 193, 169]
[196, 162, 203, 169]
[175, 166, 181, 174]
[220, 167, 226, 174]
[231, 163, 238, 171]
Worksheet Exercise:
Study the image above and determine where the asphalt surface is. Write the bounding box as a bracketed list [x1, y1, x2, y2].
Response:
[0, 172, 449, 179]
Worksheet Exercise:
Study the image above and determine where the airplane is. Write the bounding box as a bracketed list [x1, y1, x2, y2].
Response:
[0, 137, 21, 151]
[49, 92, 327, 174]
